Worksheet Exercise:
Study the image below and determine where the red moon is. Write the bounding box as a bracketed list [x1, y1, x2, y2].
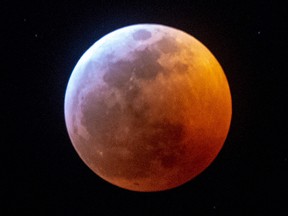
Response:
[64, 24, 232, 192]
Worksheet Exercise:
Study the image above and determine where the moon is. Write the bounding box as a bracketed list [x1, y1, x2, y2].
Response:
[64, 24, 232, 192]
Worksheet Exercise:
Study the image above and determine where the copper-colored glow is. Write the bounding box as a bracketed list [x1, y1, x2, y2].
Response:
[64, 24, 232, 192]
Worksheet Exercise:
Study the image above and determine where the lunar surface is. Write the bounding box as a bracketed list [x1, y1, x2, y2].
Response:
[64, 24, 232, 192]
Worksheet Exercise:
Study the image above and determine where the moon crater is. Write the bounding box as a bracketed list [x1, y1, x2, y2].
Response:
[132, 29, 152, 41]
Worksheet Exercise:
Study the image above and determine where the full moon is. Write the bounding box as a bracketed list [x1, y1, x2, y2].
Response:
[64, 24, 232, 192]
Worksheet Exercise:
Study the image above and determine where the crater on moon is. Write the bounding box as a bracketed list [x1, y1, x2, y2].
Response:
[133, 29, 152, 41]
[64, 24, 232, 192]
[156, 36, 179, 54]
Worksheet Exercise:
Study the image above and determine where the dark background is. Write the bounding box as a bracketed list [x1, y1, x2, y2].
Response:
[3, 0, 287, 215]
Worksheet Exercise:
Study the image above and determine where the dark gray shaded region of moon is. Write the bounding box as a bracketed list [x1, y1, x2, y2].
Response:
[102, 47, 162, 88]
[132, 29, 152, 41]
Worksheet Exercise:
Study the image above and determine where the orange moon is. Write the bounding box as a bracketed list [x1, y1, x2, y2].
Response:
[64, 24, 232, 192]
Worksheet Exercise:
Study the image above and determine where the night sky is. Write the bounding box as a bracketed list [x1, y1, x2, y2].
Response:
[3, 0, 287, 214]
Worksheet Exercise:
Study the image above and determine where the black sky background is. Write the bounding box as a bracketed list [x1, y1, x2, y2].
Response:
[3, 0, 287, 215]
